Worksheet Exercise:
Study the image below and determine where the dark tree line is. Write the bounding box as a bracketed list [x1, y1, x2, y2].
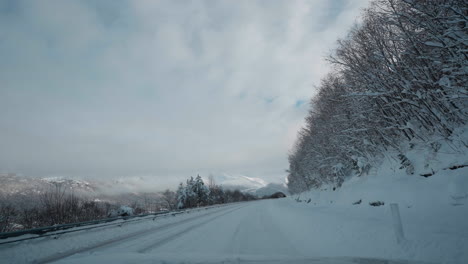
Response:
[288, 0, 467, 193]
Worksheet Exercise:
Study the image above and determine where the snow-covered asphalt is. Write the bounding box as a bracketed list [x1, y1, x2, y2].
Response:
[1, 198, 466, 264]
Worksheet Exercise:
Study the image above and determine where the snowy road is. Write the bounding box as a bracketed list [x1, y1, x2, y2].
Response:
[1, 198, 467, 263]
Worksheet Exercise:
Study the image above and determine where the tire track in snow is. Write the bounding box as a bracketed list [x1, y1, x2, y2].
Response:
[261, 202, 301, 256]
[137, 204, 246, 253]
[228, 201, 300, 256]
[34, 204, 245, 264]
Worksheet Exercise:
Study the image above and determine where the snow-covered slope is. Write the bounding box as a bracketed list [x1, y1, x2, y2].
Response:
[288, 138, 468, 264]
[291, 124, 467, 206]
[294, 157, 467, 208]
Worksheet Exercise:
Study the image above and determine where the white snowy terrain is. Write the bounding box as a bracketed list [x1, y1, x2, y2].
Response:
[1, 141, 466, 264]
[1, 164, 467, 264]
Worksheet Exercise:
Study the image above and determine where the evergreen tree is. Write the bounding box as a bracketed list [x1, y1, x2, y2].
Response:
[176, 183, 186, 209]
[193, 175, 210, 206]
[185, 177, 197, 208]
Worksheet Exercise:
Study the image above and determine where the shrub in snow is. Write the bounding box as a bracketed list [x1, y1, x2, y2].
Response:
[398, 154, 414, 175]
[108, 206, 134, 217]
[369, 201, 385, 207]
[0, 204, 16, 232]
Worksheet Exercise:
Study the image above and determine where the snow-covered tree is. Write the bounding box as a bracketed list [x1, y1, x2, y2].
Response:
[288, 0, 467, 193]
[177, 175, 211, 208]
[193, 175, 210, 206]
[208, 184, 225, 205]
[184, 177, 198, 208]
[176, 183, 186, 209]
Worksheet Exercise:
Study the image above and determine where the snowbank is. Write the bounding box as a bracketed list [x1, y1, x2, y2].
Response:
[290, 140, 468, 264]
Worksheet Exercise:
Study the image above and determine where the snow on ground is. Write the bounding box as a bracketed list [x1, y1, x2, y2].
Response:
[0, 204, 246, 263]
[1, 184, 466, 264]
[290, 148, 468, 264]
[1, 141, 467, 264]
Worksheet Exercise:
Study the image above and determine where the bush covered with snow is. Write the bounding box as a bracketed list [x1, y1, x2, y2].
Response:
[108, 206, 134, 217]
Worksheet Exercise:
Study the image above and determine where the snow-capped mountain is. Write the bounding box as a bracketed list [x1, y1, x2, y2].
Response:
[0, 174, 167, 209]
[0, 174, 163, 197]
[101, 176, 169, 194]
[0, 173, 97, 197]
[206, 173, 289, 196]
[211, 173, 267, 192]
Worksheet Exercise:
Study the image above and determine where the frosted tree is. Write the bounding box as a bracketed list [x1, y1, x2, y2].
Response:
[184, 177, 198, 208]
[162, 189, 177, 210]
[288, 0, 467, 193]
[193, 175, 210, 206]
[176, 183, 186, 209]
[208, 184, 225, 205]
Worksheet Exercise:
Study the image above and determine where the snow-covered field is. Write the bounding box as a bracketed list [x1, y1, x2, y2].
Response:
[1, 170, 467, 264]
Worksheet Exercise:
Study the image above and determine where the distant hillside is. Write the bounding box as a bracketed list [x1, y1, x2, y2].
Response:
[0, 173, 97, 197]
[210, 173, 267, 193]
[0, 174, 167, 210]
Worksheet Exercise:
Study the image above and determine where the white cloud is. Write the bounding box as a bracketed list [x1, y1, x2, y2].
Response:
[0, 0, 369, 187]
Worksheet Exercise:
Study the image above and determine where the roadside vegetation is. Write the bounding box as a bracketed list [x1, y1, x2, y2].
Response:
[175, 175, 257, 209]
[288, 0, 467, 193]
[0, 175, 257, 233]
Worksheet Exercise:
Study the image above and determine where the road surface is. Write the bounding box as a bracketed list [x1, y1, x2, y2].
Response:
[1, 198, 466, 263]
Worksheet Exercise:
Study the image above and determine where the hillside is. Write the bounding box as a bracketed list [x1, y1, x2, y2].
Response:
[287, 0, 467, 194]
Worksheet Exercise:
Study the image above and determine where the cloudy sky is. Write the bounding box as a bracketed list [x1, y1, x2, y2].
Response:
[0, 0, 369, 189]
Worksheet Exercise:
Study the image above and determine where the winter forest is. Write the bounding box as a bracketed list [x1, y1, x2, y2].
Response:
[287, 0, 467, 193]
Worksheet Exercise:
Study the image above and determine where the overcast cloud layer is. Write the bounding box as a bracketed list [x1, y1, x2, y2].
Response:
[0, 0, 369, 189]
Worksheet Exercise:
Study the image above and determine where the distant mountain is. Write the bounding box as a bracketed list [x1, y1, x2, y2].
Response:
[41, 177, 97, 194]
[0, 174, 163, 198]
[0, 174, 166, 209]
[0, 173, 97, 197]
[97, 176, 167, 194]
[211, 173, 267, 193]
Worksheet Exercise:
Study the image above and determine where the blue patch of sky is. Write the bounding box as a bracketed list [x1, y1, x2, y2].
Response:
[295, 99, 306, 108]
[82, 0, 132, 29]
[310, 0, 347, 32]
[238, 92, 247, 100]
[264, 96, 278, 104]
[0, 0, 19, 15]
